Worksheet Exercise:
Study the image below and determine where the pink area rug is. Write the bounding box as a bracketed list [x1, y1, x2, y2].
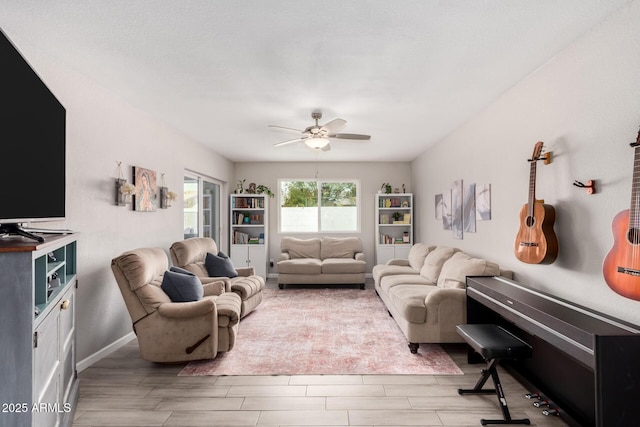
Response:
[179, 288, 463, 376]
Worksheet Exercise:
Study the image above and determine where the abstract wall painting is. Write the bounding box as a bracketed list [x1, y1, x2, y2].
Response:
[442, 190, 452, 230]
[451, 180, 463, 239]
[435, 193, 443, 219]
[463, 182, 476, 233]
[476, 184, 491, 220]
[133, 166, 158, 212]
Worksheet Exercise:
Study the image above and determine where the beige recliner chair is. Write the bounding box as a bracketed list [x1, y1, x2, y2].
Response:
[170, 237, 265, 318]
[111, 247, 241, 363]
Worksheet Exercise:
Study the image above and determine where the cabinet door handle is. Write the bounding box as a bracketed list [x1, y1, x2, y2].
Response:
[60, 300, 70, 310]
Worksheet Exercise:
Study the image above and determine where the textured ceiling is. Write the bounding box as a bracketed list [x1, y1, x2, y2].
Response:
[0, 1, 631, 162]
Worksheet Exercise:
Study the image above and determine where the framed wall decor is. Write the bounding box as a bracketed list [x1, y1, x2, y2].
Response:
[133, 166, 158, 212]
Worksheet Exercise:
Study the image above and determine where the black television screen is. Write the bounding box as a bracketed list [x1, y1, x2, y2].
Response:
[0, 29, 66, 228]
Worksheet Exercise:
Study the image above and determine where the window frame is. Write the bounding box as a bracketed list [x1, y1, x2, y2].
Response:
[278, 178, 361, 234]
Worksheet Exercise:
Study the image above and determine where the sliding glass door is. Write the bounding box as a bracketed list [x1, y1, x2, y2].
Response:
[183, 172, 221, 243]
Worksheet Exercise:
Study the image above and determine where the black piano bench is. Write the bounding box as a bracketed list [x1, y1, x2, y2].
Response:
[456, 324, 532, 426]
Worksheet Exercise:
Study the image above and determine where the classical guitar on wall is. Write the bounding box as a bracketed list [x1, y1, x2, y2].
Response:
[514, 141, 558, 264]
[603, 128, 640, 301]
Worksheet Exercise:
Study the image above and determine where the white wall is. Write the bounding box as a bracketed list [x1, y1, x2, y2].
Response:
[5, 33, 235, 363]
[411, 0, 640, 325]
[234, 162, 411, 275]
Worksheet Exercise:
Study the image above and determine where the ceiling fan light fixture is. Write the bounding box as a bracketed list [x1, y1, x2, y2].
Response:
[305, 136, 330, 149]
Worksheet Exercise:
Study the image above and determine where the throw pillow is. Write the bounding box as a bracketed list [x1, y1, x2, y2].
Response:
[161, 267, 203, 302]
[205, 251, 238, 278]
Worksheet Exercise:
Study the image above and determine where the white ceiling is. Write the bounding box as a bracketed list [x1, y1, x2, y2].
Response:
[1, 1, 631, 162]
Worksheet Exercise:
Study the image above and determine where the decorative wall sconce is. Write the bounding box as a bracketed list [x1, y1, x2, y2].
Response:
[159, 173, 177, 208]
[115, 161, 135, 206]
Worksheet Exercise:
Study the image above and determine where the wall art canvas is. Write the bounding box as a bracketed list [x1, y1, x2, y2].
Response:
[476, 184, 491, 220]
[442, 190, 452, 230]
[463, 182, 476, 233]
[435, 194, 443, 219]
[133, 166, 158, 212]
[451, 180, 463, 239]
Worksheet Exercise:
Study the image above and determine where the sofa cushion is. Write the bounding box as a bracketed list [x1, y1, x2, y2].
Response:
[320, 236, 362, 259]
[408, 243, 435, 271]
[321, 258, 367, 274]
[277, 258, 322, 275]
[420, 246, 460, 284]
[372, 264, 420, 284]
[387, 284, 439, 324]
[161, 268, 204, 302]
[380, 274, 433, 294]
[205, 251, 238, 278]
[437, 251, 500, 289]
[281, 237, 321, 259]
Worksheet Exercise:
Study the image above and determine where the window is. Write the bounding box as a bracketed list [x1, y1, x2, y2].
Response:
[183, 172, 221, 242]
[279, 179, 359, 233]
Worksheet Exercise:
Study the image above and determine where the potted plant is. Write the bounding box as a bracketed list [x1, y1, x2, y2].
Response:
[381, 183, 392, 194]
[256, 184, 274, 197]
[392, 212, 402, 222]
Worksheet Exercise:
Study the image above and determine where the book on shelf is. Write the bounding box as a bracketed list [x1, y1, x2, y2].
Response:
[233, 196, 264, 209]
[403, 213, 411, 223]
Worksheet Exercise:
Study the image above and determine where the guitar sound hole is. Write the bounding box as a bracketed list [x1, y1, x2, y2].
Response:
[627, 228, 640, 245]
[525, 216, 535, 227]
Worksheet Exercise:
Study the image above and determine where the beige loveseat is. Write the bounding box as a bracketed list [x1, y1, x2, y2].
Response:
[277, 236, 366, 289]
[373, 243, 512, 353]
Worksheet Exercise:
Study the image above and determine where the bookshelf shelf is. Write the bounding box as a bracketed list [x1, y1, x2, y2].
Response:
[230, 194, 267, 277]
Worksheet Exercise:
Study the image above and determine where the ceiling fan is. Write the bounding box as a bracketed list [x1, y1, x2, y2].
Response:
[269, 111, 371, 151]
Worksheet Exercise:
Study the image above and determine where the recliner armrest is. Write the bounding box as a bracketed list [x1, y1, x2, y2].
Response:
[157, 298, 216, 318]
[355, 252, 365, 261]
[236, 266, 255, 277]
[201, 279, 229, 295]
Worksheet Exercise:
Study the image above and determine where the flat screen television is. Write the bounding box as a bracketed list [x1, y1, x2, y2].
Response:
[0, 28, 66, 242]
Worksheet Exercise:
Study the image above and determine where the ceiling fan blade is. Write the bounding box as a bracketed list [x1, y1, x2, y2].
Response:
[268, 125, 303, 134]
[328, 133, 371, 140]
[321, 142, 331, 151]
[322, 118, 347, 133]
[273, 137, 305, 147]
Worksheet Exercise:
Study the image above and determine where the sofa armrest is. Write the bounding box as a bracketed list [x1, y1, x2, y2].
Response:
[278, 253, 291, 262]
[386, 258, 410, 266]
[424, 287, 466, 307]
[236, 266, 255, 277]
[157, 298, 216, 319]
[355, 252, 365, 261]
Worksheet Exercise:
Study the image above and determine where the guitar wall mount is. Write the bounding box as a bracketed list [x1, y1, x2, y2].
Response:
[573, 180, 596, 194]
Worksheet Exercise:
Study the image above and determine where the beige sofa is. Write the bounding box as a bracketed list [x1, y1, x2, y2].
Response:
[373, 243, 512, 353]
[277, 236, 366, 289]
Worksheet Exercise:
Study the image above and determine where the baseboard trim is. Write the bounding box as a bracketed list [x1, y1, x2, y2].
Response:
[76, 332, 136, 373]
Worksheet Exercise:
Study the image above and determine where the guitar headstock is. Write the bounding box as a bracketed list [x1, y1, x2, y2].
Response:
[528, 141, 545, 162]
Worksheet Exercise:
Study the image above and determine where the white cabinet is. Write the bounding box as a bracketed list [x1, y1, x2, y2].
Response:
[230, 194, 268, 277]
[375, 193, 413, 265]
[0, 234, 78, 427]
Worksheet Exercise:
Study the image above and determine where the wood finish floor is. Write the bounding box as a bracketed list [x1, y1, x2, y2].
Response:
[73, 280, 570, 426]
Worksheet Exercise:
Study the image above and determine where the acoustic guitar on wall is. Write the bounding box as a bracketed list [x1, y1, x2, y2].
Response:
[514, 141, 558, 264]
[602, 128, 640, 301]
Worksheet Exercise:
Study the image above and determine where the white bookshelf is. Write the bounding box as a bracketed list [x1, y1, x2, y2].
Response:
[229, 194, 267, 277]
[375, 193, 413, 265]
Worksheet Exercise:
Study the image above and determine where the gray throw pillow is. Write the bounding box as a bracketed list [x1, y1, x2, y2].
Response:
[161, 267, 203, 302]
[205, 251, 238, 278]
